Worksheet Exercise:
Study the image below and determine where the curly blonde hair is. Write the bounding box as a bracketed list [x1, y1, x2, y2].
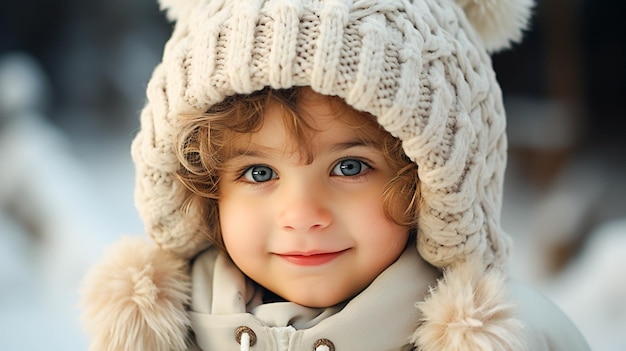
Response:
[175, 87, 420, 252]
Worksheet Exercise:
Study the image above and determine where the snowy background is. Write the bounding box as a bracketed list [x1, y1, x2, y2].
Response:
[1, 0, 625, 350]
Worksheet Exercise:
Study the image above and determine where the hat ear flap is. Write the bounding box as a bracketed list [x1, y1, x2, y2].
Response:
[455, 0, 535, 52]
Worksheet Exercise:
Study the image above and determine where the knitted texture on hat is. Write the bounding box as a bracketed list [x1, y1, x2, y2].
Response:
[132, 0, 531, 267]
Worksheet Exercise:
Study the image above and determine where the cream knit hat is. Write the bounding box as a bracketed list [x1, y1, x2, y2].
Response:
[132, 0, 533, 269]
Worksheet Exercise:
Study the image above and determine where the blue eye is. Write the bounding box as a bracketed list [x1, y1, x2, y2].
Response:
[331, 159, 370, 176]
[243, 165, 278, 183]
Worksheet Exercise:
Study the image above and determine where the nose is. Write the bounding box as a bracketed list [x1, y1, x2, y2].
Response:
[277, 182, 332, 233]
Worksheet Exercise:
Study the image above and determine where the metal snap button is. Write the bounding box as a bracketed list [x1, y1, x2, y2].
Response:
[235, 326, 257, 347]
[314, 338, 335, 351]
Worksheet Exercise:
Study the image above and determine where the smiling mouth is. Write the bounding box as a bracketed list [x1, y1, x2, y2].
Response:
[277, 249, 349, 266]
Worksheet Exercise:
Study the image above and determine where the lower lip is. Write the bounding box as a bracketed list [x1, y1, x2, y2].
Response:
[278, 250, 347, 266]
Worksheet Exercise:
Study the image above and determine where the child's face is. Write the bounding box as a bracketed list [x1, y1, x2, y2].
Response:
[218, 88, 410, 308]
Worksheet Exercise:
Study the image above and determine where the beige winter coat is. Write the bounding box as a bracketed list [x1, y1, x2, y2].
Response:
[81, 237, 590, 351]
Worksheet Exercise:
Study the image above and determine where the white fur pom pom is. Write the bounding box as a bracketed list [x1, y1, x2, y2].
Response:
[413, 260, 528, 351]
[80, 237, 192, 351]
[158, 0, 202, 21]
[456, 0, 534, 52]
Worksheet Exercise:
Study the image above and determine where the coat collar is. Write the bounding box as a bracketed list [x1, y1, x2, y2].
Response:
[190, 247, 439, 350]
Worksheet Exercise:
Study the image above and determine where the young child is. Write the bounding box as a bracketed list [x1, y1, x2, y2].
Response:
[81, 0, 590, 350]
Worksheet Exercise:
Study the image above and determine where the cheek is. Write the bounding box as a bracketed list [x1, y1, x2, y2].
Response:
[219, 198, 246, 246]
[219, 196, 266, 253]
[349, 191, 409, 247]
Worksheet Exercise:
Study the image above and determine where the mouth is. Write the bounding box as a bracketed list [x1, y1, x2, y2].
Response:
[276, 249, 350, 266]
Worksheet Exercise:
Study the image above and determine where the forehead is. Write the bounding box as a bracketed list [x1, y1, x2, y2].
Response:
[228, 88, 385, 161]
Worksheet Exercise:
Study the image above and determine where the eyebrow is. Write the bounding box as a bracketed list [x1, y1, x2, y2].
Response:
[329, 140, 379, 153]
[227, 139, 379, 162]
[227, 147, 271, 160]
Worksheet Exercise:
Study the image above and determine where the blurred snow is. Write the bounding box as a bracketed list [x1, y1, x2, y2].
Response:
[502, 93, 626, 350]
[543, 219, 626, 351]
[0, 52, 142, 350]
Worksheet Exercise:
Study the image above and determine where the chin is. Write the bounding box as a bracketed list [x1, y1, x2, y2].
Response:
[294, 299, 340, 308]
[285, 291, 354, 308]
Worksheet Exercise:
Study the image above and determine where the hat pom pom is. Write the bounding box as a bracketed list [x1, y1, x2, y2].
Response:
[412, 260, 528, 350]
[455, 0, 535, 52]
[158, 0, 205, 21]
[80, 237, 192, 351]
